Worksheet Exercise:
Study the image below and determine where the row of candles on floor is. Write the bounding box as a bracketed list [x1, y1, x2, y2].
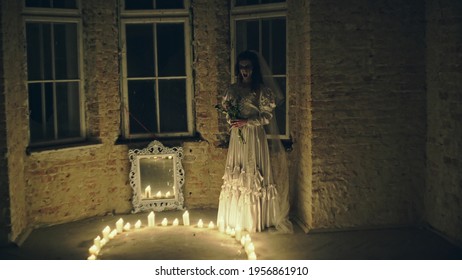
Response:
[87, 211, 257, 260]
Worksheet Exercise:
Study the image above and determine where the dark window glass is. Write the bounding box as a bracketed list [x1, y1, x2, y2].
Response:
[26, 0, 77, 9]
[158, 79, 187, 132]
[26, 23, 53, 80]
[235, 0, 284, 6]
[128, 80, 157, 134]
[262, 18, 286, 75]
[157, 23, 185, 77]
[126, 24, 155, 78]
[54, 23, 79, 80]
[56, 82, 80, 138]
[124, 0, 183, 10]
[28, 82, 54, 141]
[236, 20, 259, 54]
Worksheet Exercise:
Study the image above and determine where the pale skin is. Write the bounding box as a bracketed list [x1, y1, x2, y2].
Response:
[231, 59, 252, 128]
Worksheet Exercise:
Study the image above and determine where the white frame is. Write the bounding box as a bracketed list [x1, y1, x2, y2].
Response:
[230, 2, 289, 140]
[129, 140, 185, 213]
[24, 10, 86, 146]
[119, 2, 193, 139]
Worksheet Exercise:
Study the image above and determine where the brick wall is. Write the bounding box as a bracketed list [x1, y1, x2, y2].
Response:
[425, 0, 462, 245]
[308, 0, 426, 228]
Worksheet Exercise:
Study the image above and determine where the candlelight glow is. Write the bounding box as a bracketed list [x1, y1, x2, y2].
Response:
[197, 219, 204, 228]
[182, 211, 190, 226]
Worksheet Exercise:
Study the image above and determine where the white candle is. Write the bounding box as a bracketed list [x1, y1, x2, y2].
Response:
[172, 218, 179, 226]
[245, 242, 255, 254]
[148, 211, 155, 227]
[182, 211, 190, 226]
[244, 234, 251, 247]
[226, 226, 231, 235]
[89, 245, 99, 255]
[87, 254, 97, 260]
[197, 219, 204, 228]
[100, 238, 107, 247]
[144, 185, 151, 198]
[166, 191, 171, 198]
[156, 191, 162, 198]
[248, 252, 257, 260]
[208, 221, 215, 229]
[123, 222, 131, 231]
[116, 218, 124, 233]
[230, 228, 236, 237]
[161, 218, 168, 226]
[94, 236, 101, 249]
[135, 220, 142, 229]
[102, 226, 111, 240]
[109, 229, 118, 239]
[240, 236, 246, 246]
[235, 227, 242, 241]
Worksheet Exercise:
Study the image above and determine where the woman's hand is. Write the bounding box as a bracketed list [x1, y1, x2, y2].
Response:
[230, 119, 247, 128]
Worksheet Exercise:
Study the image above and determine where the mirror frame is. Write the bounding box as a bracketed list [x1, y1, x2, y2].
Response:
[128, 140, 185, 212]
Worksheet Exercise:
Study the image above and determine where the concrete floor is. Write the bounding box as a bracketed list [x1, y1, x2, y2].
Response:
[1, 209, 461, 260]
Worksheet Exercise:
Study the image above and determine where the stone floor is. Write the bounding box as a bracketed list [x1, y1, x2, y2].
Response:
[1, 209, 461, 260]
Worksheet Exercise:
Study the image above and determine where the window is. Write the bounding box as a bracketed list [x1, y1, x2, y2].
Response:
[120, 0, 193, 139]
[231, 0, 288, 138]
[25, 1, 84, 146]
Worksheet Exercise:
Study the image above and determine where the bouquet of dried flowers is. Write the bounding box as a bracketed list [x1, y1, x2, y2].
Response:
[215, 101, 246, 144]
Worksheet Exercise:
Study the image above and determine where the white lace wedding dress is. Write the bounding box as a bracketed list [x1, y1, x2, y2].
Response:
[217, 83, 280, 233]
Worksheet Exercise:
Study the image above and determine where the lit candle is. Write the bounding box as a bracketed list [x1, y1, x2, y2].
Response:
[166, 191, 171, 198]
[156, 191, 162, 198]
[244, 234, 251, 247]
[197, 219, 204, 228]
[245, 242, 255, 255]
[94, 236, 101, 249]
[208, 221, 215, 229]
[226, 226, 231, 235]
[87, 254, 97, 260]
[123, 222, 131, 231]
[230, 228, 236, 237]
[182, 211, 190, 226]
[148, 211, 155, 227]
[135, 220, 142, 229]
[172, 218, 179, 226]
[240, 236, 246, 246]
[116, 218, 124, 233]
[161, 218, 168, 226]
[102, 226, 111, 240]
[144, 185, 151, 198]
[235, 226, 242, 241]
[109, 229, 118, 239]
[248, 252, 257, 260]
[89, 245, 99, 255]
[100, 238, 107, 247]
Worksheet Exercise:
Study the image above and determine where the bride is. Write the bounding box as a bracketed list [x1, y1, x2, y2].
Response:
[216, 50, 292, 234]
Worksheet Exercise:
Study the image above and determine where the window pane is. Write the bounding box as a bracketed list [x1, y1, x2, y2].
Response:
[26, 0, 77, 8]
[158, 79, 187, 132]
[26, 23, 53, 80]
[126, 24, 155, 78]
[54, 23, 79, 80]
[274, 77, 286, 135]
[124, 0, 153, 10]
[262, 18, 286, 75]
[128, 80, 157, 134]
[28, 83, 54, 142]
[157, 23, 185, 77]
[56, 82, 80, 138]
[155, 0, 183, 9]
[235, 0, 284, 6]
[236, 20, 259, 55]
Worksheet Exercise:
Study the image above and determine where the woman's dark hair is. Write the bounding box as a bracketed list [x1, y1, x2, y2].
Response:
[235, 50, 263, 91]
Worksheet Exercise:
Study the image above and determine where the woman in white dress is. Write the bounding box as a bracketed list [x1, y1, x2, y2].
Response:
[217, 50, 292, 233]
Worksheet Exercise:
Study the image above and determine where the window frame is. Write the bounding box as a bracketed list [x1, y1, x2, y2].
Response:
[119, 1, 194, 139]
[24, 3, 86, 147]
[230, 1, 289, 140]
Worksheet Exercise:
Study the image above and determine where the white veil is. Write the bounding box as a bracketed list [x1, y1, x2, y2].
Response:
[251, 51, 293, 234]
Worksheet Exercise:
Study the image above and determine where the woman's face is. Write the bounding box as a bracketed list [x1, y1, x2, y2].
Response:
[238, 59, 253, 84]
